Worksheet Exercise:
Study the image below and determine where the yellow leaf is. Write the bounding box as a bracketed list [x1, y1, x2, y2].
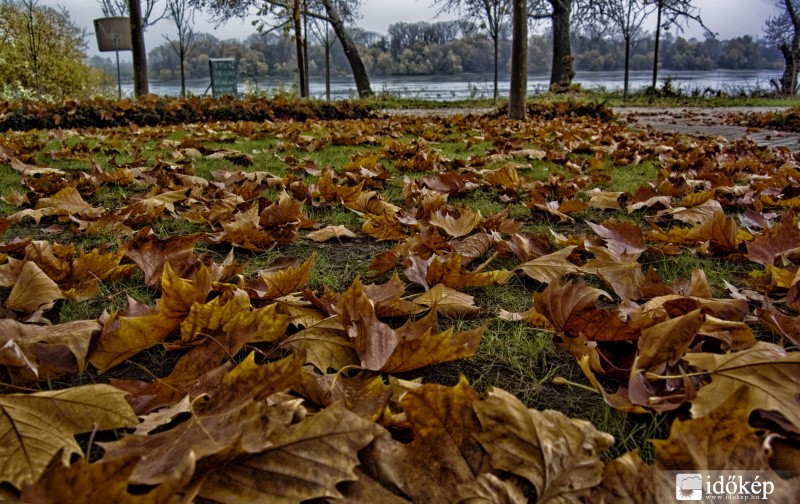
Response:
[5, 261, 63, 313]
[0, 384, 137, 488]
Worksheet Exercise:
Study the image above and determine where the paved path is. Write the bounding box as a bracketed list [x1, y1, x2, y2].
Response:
[615, 106, 799, 151]
[384, 106, 800, 152]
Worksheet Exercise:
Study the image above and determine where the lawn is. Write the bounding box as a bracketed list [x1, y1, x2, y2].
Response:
[0, 97, 797, 501]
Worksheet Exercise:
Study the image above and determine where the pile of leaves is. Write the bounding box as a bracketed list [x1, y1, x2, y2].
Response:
[0, 95, 374, 131]
[0, 103, 799, 501]
[733, 106, 800, 133]
[492, 100, 616, 121]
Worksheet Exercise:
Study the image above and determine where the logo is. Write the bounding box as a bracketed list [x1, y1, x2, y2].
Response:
[675, 473, 703, 501]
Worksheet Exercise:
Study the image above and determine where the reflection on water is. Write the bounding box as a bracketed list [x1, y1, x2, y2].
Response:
[134, 69, 781, 101]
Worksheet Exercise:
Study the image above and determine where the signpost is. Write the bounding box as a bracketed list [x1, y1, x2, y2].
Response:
[93, 17, 133, 100]
[209, 58, 238, 98]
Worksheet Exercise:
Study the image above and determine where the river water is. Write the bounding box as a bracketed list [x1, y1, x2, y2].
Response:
[133, 69, 780, 101]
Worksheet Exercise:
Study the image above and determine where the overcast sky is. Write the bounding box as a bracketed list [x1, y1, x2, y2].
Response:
[43, 0, 781, 57]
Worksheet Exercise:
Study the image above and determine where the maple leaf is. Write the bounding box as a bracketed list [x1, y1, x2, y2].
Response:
[0, 384, 138, 488]
[474, 387, 614, 503]
[583, 246, 645, 300]
[746, 211, 800, 266]
[684, 342, 800, 431]
[412, 283, 481, 318]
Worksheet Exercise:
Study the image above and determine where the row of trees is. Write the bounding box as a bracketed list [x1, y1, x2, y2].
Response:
[134, 0, 790, 101]
[138, 26, 779, 84]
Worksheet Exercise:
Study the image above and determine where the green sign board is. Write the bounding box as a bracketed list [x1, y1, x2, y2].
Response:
[209, 58, 238, 98]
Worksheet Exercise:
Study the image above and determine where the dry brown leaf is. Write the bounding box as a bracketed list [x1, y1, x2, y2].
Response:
[5, 261, 63, 313]
[0, 384, 138, 488]
[474, 387, 614, 503]
[306, 225, 357, 242]
[517, 246, 581, 285]
[684, 342, 800, 431]
[197, 402, 384, 502]
[412, 283, 481, 318]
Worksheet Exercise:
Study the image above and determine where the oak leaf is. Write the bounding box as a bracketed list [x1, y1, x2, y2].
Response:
[0, 384, 137, 488]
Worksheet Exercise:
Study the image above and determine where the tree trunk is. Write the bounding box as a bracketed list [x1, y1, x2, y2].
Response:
[179, 43, 186, 99]
[128, 0, 149, 97]
[509, 0, 527, 120]
[320, 0, 373, 97]
[623, 35, 631, 100]
[493, 32, 499, 101]
[650, 0, 663, 102]
[325, 34, 331, 101]
[779, 43, 800, 95]
[549, 0, 573, 92]
[293, 0, 307, 98]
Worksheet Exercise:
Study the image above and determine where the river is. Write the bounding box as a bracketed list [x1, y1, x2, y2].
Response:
[131, 69, 780, 101]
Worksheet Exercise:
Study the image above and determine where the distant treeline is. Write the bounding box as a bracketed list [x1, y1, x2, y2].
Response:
[90, 20, 781, 83]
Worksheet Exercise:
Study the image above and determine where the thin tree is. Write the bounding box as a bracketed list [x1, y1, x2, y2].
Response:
[509, 0, 527, 119]
[21, 0, 43, 96]
[598, 0, 653, 100]
[648, 0, 707, 101]
[165, 0, 196, 98]
[765, 0, 800, 95]
[434, 0, 511, 101]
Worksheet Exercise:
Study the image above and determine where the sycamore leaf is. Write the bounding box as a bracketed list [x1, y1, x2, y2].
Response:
[583, 246, 645, 301]
[280, 317, 359, 372]
[297, 370, 392, 421]
[0, 384, 138, 488]
[35, 186, 103, 219]
[412, 283, 480, 318]
[122, 229, 202, 288]
[429, 208, 482, 237]
[653, 387, 771, 470]
[337, 279, 484, 372]
[684, 342, 800, 431]
[352, 377, 489, 502]
[102, 353, 306, 485]
[20, 455, 189, 504]
[197, 402, 384, 503]
[251, 253, 315, 299]
[635, 309, 705, 373]
[90, 263, 212, 373]
[5, 261, 63, 313]
[586, 220, 647, 256]
[591, 451, 683, 503]
[0, 319, 100, 379]
[306, 225, 357, 242]
[474, 387, 614, 503]
[517, 246, 581, 284]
